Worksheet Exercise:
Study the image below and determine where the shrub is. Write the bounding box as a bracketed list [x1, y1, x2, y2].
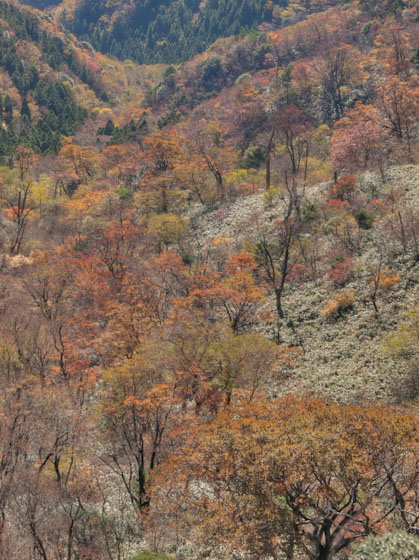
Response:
[384, 307, 419, 402]
[253, 43, 273, 68]
[353, 209, 375, 229]
[157, 107, 181, 129]
[360, 20, 379, 35]
[241, 145, 267, 169]
[201, 56, 224, 91]
[263, 186, 280, 208]
[303, 201, 318, 222]
[390, 362, 419, 403]
[370, 269, 401, 292]
[321, 289, 355, 317]
[329, 175, 357, 201]
[325, 257, 354, 287]
[377, 269, 401, 288]
[350, 531, 419, 559]
[148, 214, 189, 249]
[288, 263, 310, 285]
[383, 307, 419, 359]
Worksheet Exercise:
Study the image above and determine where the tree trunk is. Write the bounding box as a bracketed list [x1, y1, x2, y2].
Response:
[316, 546, 332, 560]
[275, 287, 284, 319]
[266, 129, 275, 189]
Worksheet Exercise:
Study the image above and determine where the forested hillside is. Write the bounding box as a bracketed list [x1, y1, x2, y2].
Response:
[0, 0, 109, 155]
[49, 0, 342, 63]
[0, 0, 418, 559]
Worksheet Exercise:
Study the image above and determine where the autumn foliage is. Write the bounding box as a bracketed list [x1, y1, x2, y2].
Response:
[0, 0, 418, 558]
[148, 398, 419, 560]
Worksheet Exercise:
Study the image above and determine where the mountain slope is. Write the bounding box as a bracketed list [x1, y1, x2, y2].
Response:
[46, 0, 342, 64]
[0, 2, 417, 557]
[0, 1, 159, 156]
[0, 0, 108, 155]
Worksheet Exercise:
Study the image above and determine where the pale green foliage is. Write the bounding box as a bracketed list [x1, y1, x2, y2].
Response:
[147, 213, 189, 248]
[350, 531, 419, 560]
[263, 186, 281, 208]
[383, 307, 419, 359]
[383, 307, 419, 402]
[207, 332, 281, 398]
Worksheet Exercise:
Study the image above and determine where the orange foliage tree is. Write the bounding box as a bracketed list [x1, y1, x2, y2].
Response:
[148, 398, 419, 560]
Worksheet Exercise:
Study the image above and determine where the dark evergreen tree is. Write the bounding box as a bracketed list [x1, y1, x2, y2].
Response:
[20, 97, 31, 122]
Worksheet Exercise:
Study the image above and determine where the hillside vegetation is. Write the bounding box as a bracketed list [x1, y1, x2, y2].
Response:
[48, 0, 339, 63]
[0, 0, 418, 559]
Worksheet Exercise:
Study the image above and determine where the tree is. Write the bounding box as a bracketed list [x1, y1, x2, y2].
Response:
[147, 399, 297, 559]
[101, 144, 141, 184]
[383, 306, 419, 403]
[147, 214, 189, 252]
[190, 130, 237, 202]
[94, 220, 140, 280]
[0, 373, 31, 556]
[4, 179, 35, 255]
[374, 23, 411, 80]
[242, 145, 266, 169]
[149, 398, 419, 560]
[137, 132, 187, 214]
[254, 180, 302, 319]
[205, 332, 291, 405]
[58, 141, 100, 183]
[20, 97, 31, 122]
[376, 77, 419, 155]
[200, 56, 224, 91]
[369, 252, 401, 314]
[275, 106, 310, 179]
[99, 344, 182, 510]
[318, 45, 359, 121]
[142, 132, 182, 174]
[331, 103, 388, 179]
[173, 150, 216, 206]
[180, 254, 265, 333]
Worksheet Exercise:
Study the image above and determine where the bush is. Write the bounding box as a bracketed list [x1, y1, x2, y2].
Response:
[157, 107, 181, 129]
[350, 531, 419, 559]
[253, 43, 273, 68]
[384, 307, 419, 402]
[390, 362, 419, 403]
[148, 214, 189, 249]
[360, 20, 379, 35]
[321, 289, 355, 317]
[263, 186, 280, 208]
[303, 201, 318, 222]
[375, 269, 401, 289]
[241, 145, 267, 169]
[330, 175, 357, 201]
[325, 257, 354, 287]
[353, 209, 375, 229]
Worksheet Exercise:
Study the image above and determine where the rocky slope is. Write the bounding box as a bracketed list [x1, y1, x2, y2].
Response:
[188, 164, 419, 402]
